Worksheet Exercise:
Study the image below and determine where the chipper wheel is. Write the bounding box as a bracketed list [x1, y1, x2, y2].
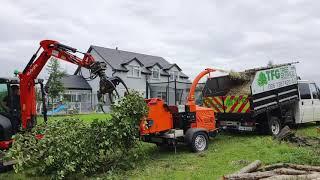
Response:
[190, 131, 208, 153]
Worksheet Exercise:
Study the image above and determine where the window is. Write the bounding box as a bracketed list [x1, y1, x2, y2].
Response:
[128, 65, 141, 78]
[298, 83, 311, 99]
[71, 94, 77, 102]
[63, 94, 71, 102]
[0, 84, 8, 113]
[310, 83, 319, 99]
[152, 67, 160, 79]
[170, 71, 179, 81]
[157, 91, 167, 102]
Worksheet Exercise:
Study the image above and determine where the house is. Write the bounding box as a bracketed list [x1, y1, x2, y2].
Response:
[44, 75, 93, 114]
[75, 46, 190, 109]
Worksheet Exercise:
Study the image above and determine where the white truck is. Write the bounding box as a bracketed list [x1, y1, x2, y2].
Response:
[203, 63, 320, 135]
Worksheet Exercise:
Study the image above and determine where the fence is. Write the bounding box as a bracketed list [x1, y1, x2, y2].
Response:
[36, 101, 93, 115]
[146, 80, 205, 106]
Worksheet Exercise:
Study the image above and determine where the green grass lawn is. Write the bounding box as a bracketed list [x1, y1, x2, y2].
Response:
[104, 128, 319, 180]
[296, 122, 319, 137]
[1, 114, 319, 180]
[37, 113, 111, 124]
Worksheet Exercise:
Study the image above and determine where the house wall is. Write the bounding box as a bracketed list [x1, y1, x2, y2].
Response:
[147, 65, 191, 105]
[77, 49, 191, 110]
[64, 89, 92, 102]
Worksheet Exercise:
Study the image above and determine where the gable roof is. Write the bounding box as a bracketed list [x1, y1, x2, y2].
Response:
[87, 46, 189, 78]
[146, 62, 163, 69]
[163, 63, 182, 71]
[46, 75, 92, 90]
[121, 57, 144, 67]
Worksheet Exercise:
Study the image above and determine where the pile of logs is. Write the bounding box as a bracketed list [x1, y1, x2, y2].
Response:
[224, 160, 320, 180]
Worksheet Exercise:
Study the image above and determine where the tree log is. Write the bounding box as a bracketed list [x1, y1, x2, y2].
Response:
[236, 160, 262, 174]
[273, 168, 307, 175]
[261, 163, 320, 172]
[261, 163, 289, 171]
[224, 171, 275, 180]
[286, 164, 320, 172]
[275, 126, 294, 140]
[261, 173, 320, 180]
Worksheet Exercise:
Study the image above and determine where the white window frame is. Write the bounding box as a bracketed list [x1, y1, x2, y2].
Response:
[151, 67, 160, 80]
[157, 91, 167, 102]
[170, 71, 180, 81]
[127, 65, 141, 78]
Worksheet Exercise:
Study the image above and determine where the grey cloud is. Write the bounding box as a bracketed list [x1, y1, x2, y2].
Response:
[0, 0, 320, 85]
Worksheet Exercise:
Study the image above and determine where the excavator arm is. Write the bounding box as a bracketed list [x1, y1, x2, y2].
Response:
[19, 40, 128, 129]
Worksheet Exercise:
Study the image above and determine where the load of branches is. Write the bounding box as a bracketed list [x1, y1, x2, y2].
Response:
[224, 160, 320, 180]
[228, 70, 251, 82]
[226, 71, 252, 96]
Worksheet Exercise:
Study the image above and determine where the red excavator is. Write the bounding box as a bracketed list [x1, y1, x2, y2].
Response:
[0, 40, 128, 150]
[140, 68, 218, 152]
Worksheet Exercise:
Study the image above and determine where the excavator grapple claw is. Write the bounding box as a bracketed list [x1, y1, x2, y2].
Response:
[98, 76, 129, 103]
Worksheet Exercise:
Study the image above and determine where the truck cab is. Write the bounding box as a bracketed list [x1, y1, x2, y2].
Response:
[296, 80, 320, 124]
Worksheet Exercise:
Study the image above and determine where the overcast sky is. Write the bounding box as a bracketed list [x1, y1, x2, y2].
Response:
[1, 0, 319, 82]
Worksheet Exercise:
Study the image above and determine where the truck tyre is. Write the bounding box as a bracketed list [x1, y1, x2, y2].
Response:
[268, 116, 282, 136]
[190, 131, 208, 152]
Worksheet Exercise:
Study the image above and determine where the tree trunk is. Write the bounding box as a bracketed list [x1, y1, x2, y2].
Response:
[273, 168, 307, 175]
[261, 173, 320, 180]
[286, 164, 320, 172]
[236, 160, 262, 174]
[261, 163, 288, 171]
[275, 126, 294, 140]
[224, 171, 275, 180]
[261, 163, 320, 172]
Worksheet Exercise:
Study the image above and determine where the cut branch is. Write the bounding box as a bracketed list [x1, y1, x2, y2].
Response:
[224, 171, 275, 180]
[273, 168, 307, 175]
[261, 173, 320, 180]
[236, 160, 262, 174]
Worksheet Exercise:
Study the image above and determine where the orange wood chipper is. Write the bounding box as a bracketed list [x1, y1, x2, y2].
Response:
[140, 68, 218, 152]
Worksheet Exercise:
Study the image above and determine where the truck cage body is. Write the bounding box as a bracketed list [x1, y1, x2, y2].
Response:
[203, 65, 299, 126]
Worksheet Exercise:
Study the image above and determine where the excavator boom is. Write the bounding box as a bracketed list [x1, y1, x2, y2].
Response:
[19, 40, 127, 129]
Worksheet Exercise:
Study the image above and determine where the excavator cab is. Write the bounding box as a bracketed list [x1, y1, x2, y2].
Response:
[0, 78, 21, 142]
[0, 78, 46, 145]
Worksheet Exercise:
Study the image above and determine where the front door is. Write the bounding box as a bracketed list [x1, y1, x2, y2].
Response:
[298, 83, 314, 123]
[310, 83, 320, 122]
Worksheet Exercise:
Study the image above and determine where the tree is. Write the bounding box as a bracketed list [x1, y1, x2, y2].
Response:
[46, 58, 65, 103]
[267, 60, 274, 67]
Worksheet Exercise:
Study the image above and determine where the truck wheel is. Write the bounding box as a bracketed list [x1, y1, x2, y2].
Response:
[269, 117, 282, 136]
[190, 132, 208, 152]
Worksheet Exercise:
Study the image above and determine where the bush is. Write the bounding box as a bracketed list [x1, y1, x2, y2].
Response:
[6, 91, 148, 179]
